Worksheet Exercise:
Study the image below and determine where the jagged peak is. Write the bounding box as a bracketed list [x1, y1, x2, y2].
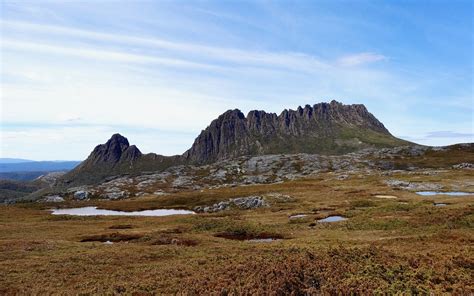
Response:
[106, 133, 129, 147]
[86, 133, 134, 165]
[204, 102, 380, 129]
[222, 109, 245, 118]
[206, 109, 246, 130]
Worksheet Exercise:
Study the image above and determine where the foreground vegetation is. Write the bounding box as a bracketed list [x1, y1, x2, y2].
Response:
[0, 169, 473, 294]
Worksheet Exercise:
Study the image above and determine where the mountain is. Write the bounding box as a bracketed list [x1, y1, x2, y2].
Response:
[59, 134, 181, 187]
[183, 100, 409, 163]
[57, 100, 411, 187]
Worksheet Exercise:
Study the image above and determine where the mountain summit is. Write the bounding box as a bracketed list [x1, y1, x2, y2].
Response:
[59, 100, 410, 186]
[60, 134, 179, 187]
[184, 100, 407, 163]
[86, 133, 142, 165]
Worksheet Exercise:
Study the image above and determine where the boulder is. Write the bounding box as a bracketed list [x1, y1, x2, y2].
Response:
[73, 190, 89, 200]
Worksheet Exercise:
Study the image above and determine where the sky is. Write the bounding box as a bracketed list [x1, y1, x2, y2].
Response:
[1, 0, 473, 160]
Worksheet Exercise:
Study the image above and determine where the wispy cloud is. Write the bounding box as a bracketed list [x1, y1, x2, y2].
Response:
[2, 39, 220, 70]
[337, 52, 387, 67]
[425, 131, 474, 138]
[1, 20, 330, 73]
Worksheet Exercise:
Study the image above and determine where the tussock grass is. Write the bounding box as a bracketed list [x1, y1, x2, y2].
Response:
[0, 169, 473, 294]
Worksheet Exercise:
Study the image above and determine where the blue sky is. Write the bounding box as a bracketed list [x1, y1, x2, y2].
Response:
[1, 0, 473, 160]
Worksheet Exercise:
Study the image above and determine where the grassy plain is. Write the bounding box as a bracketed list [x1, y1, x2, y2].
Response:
[0, 169, 473, 294]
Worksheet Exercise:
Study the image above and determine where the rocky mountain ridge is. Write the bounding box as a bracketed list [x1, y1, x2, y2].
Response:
[183, 100, 404, 163]
[59, 100, 410, 187]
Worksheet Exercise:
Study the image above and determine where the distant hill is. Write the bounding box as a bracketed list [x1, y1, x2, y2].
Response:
[0, 158, 34, 164]
[0, 171, 50, 181]
[0, 179, 43, 203]
[59, 100, 411, 187]
[0, 161, 81, 173]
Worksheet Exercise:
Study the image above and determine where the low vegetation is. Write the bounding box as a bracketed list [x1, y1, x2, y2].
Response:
[0, 169, 473, 294]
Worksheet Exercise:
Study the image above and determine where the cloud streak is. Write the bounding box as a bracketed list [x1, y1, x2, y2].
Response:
[1, 20, 333, 73]
[337, 52, 387, 67]
[425, 131, 474, 139]
[2, 39, 221, 70]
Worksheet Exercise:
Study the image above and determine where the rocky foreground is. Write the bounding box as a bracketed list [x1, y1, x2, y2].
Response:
[35, 144, 473, 205]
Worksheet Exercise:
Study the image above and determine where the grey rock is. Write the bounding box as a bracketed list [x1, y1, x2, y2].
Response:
[195, 196, 267, 213]
[172, 176, 194, 188]
[385, 179, 442, 191]
[452, 163, 474, 169]
[104, 191, 127, 200]
[42, 195, 65, 202]
[73, 190, 89, 200]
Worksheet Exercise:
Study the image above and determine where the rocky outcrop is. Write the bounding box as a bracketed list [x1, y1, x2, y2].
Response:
[384, 179, 443, 191]
[194, 196, 266, 213]
[184, 100, 409, 163]
[42, 195, 65, 202]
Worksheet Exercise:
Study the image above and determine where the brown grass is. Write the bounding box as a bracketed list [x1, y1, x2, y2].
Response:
[0, 169, 473, 294]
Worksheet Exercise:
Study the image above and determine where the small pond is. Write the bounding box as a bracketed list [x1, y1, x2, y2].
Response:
[50, 206, 195, 217]
[416, 191, 473, 196]
[318, 216, 347, 223]
[434, 203, 447, 207]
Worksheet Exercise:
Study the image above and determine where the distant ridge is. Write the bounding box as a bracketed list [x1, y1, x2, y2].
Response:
[59, 100, 411, 187]
[0, 158, 34, 164]
[0, 161, 81, 173]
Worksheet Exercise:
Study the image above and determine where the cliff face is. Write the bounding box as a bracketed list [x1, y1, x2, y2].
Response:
[183, 101, 407, 163]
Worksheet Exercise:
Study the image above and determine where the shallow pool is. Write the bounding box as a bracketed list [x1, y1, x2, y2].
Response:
[416, 191, 473, 196]
[50, 206, 195, 217]
[318, 216, 347, 223]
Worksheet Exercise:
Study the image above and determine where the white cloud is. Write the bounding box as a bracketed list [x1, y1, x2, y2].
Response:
[337, 52, 387, 67]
